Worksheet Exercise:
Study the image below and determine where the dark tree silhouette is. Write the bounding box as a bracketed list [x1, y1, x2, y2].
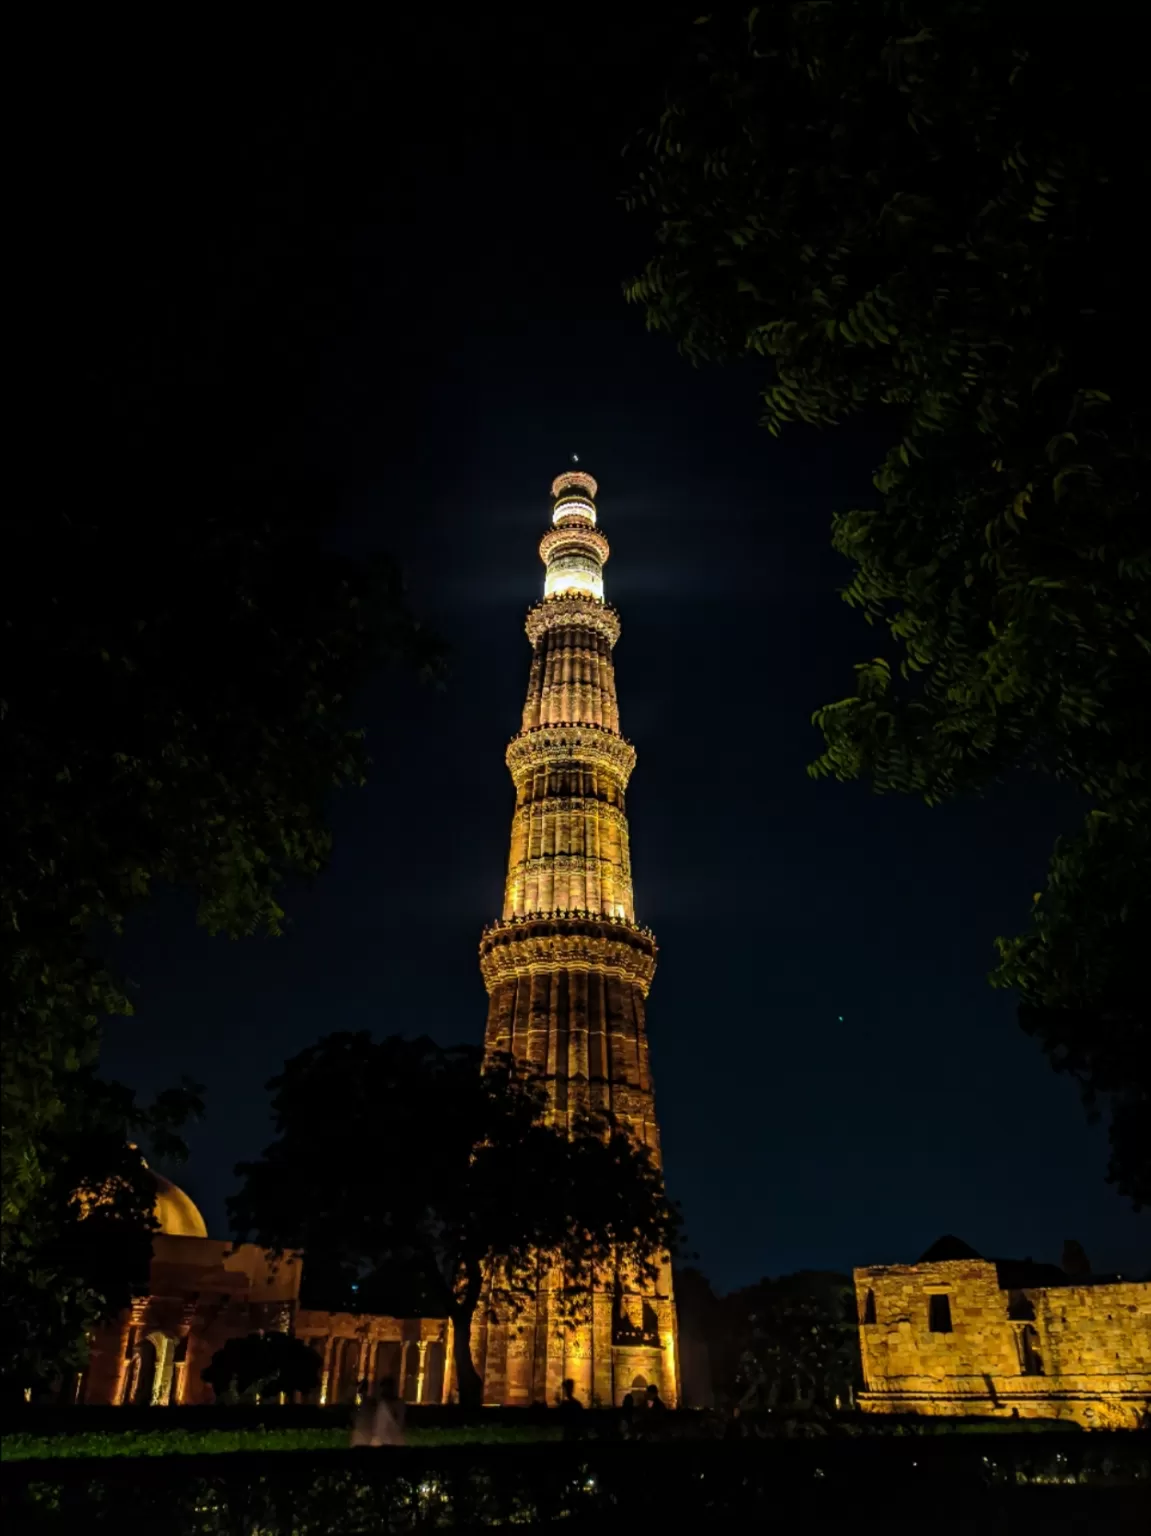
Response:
[230, 1034, 679, 1407]
[0, 1074, 201, 1402]
[626, 2, 1149, 1205]
[202, 1332, 322, 1404]
[6, 178, 445, 1396]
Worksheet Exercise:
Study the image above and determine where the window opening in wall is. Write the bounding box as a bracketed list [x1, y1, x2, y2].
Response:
[863, 1289, 877, 1325]
[1020, 1324, 1045, 1376]
[928, 1294, 953, 1333]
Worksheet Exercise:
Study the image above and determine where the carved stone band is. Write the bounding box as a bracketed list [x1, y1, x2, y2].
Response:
[525, 595, 621, 647]
[538, 525, 611, 567]
[506, 725, 637, 786]
[479, 916, 658, 994]
[512, 797, 631, 830]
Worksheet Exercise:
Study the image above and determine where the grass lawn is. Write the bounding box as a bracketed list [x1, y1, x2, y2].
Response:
[2, 1423, 564, 1460]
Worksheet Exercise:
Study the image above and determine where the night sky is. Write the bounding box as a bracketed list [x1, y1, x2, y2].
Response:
[82, 20, 1146, 1289]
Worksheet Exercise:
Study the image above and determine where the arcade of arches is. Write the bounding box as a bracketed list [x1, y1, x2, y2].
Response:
[76, 1174, 451, 1407]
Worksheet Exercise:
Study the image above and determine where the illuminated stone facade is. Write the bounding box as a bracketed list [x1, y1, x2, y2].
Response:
[81, 1233, 305, 1406]
[855, 1244, 1151, 1429]
[78, 1177, 451, 1407]
[295, 1311, 451, 1408]
[475, 469, 679, 1407]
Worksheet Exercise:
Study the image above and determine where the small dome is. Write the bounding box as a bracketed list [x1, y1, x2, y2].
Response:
[151, 1170, 208, 1238]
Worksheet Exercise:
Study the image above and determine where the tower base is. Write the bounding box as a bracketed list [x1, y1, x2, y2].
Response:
[472, 1274, 678, 1408]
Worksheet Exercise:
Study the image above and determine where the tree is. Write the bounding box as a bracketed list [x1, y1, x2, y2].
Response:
[674, 1268, 860, 1416]
[3, 492, 441, 1389]
[4, 503, 437, 1228]
[726, 1272, 861, 1416]
[625, 3, 1149, 1204]
[0, 1072, 202, 1403]
[3, 509, 436, 1396]
[6, 135, 443, 1392]
[230, 1033, 679, 1407]
[202, 1332, 322, 1404]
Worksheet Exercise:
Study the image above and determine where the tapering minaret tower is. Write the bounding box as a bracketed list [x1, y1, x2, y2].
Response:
[475, 468, 679, 1408]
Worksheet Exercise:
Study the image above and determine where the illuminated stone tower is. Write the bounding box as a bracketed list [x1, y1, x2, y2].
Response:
[475, 468, 679, 1407]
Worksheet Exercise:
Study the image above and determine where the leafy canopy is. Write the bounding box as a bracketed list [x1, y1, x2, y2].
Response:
[3, 497, 439, 1386]
[0, 1073, 202, 1402]
[230, 1034, 679, 1405]
[202, 1332, 322, 1404]
[626, 2, 1149, 1204]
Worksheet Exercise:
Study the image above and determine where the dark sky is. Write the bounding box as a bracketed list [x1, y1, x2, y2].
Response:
[81, 20, 1146, 1290]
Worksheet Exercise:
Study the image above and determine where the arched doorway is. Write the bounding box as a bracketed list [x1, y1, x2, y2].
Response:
[130, 1337, 157, 1405]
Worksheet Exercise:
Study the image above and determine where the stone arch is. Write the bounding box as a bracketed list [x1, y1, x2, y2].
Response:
[129, 1330, 178, 1406]
[130, 1336, 158, 1405]
[146, 1331, 178, 1405]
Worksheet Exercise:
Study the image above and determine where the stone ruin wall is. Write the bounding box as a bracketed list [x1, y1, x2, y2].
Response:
[854, 1258, 1150, 1429]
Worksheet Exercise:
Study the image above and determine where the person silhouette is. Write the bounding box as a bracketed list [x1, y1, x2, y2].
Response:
[350, 1376, 405, 1447]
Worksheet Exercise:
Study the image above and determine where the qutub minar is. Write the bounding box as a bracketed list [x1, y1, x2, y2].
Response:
[58, 469, 1149, 1422]
[472, 466, 680, 1407]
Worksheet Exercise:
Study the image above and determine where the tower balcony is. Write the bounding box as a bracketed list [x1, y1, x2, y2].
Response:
[506, 722, 636, 787]
[478, 912, 658, 995]
[526, 593, 621, 647]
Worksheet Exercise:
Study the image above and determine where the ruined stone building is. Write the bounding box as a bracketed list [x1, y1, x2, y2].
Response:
[474, 468, 679, 1406]
[78, 1171, 451, 1407]
[855, 1236, 1150, 1428]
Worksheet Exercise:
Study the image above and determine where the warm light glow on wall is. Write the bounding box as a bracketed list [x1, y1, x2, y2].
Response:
[544, 565, 604, 600]
[553, 496, 597, 526]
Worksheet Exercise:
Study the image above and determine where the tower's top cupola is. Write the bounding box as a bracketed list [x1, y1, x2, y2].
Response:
[543, 468, 608, 600]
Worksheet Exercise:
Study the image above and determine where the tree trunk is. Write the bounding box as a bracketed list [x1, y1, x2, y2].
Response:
[450, 1257, 485, 1408]
[451, 1305, 483, 1408]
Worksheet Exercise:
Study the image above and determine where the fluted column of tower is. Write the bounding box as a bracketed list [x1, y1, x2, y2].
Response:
[475, 469, 677, 1409]
[480, 469, 661, 1156]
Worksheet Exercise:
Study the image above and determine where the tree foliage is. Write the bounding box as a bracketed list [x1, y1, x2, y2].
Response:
[679, 1268, 859, 1415]
[202, 1332, 322, 1404]
[626, 2, 1149, 1203]
[5, 150, 442, 1392]
[3, 502, 440, 1402]
[230, 1034, 679, 1406]
[4, 505, 437, 1232]
[0, 1073, 202, 1402]
[727, 1272, 861, 1414]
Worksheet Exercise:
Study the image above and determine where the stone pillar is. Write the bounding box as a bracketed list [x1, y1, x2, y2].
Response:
[413, 1339, 427, 1404]
[320, 1334, 336, 1405]
[443, 1321, 456, 1403]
